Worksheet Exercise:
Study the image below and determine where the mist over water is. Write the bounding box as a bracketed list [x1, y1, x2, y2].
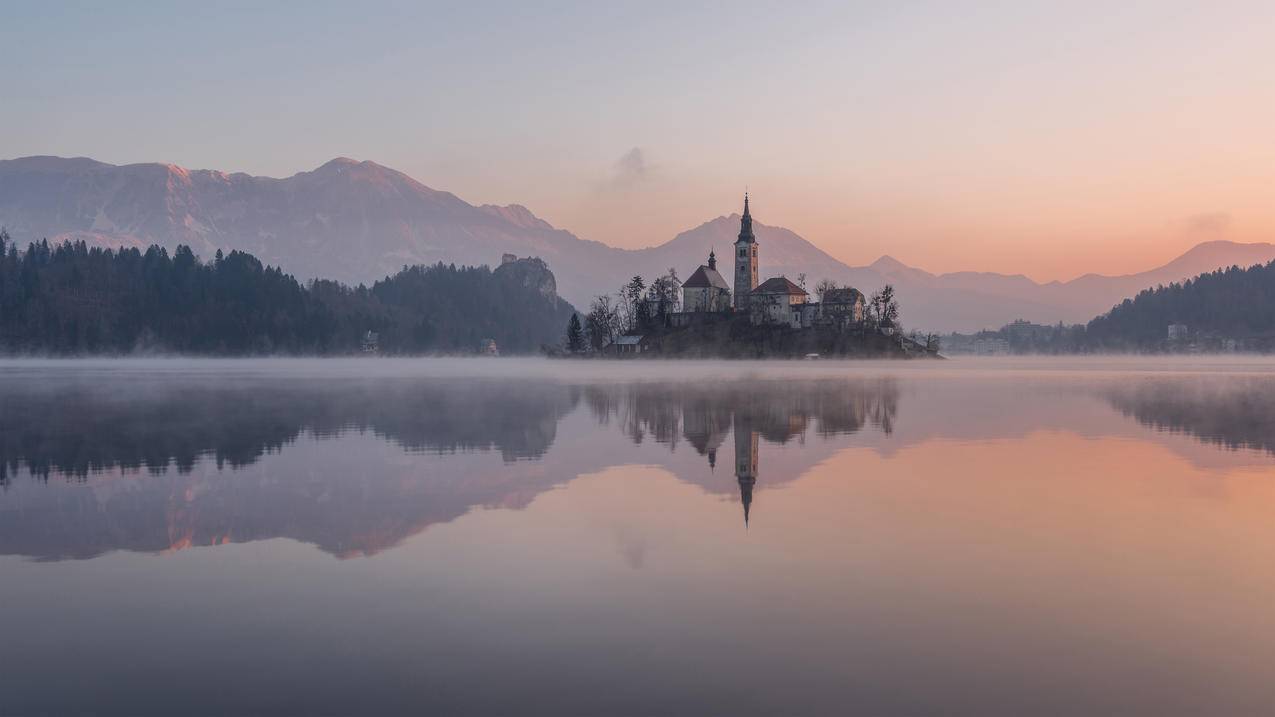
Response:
[3, 357, 1275, 715]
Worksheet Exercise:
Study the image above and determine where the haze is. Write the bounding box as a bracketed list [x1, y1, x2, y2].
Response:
[3, 1, 1273, 281]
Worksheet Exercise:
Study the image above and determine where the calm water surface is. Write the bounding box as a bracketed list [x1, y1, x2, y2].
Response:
[3, 357, 1275, 715]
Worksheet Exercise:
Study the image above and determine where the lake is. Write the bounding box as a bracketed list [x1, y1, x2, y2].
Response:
[3, 357, 1275, 715]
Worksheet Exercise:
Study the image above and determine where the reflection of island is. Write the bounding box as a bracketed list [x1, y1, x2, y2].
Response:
[581, 379, 899, 524]
[1105, 378, 1275, 456]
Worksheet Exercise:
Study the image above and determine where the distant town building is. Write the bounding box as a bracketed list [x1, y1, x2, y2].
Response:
[1003, 319, 1053, 343]
[682, 250, 732, 313]
[972, 336, 1010, 355]
[479, 338, 500, 356]
[1168, 323, 1188, 341]
[361, 331, 379, 354]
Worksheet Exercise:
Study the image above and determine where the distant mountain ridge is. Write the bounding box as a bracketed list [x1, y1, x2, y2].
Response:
[3, 154, 1273, 332]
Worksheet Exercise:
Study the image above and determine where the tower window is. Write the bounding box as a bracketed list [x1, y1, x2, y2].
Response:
[739, 249, 746, 258]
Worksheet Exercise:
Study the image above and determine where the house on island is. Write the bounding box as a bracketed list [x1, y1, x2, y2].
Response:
[821, 287, 866, 328]
[750, 276, 809, 327]
[611, 334, 650, 355]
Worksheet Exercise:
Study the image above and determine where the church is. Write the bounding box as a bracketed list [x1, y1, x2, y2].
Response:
[679, 195, 865, 329]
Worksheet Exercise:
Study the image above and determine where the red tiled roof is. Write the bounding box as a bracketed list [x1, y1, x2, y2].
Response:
[751, 277, 808, 296]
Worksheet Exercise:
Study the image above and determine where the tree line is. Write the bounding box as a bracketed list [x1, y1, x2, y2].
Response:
[1084, 261, 1275, 349]
[943, 260, 1275, 353]
[0, 229, 576, 355]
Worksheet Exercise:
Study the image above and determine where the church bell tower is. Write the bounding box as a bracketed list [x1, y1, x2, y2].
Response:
[733, 193, 759, 310]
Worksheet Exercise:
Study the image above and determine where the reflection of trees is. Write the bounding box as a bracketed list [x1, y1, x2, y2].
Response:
[1105, 379, 1275, 455]
[0, 380, 580, 482]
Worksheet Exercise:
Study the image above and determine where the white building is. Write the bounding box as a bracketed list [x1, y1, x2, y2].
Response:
[681, 251, 732, 313]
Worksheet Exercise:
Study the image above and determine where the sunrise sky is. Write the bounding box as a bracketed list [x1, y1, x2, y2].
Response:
[3, 1, 1273, 280]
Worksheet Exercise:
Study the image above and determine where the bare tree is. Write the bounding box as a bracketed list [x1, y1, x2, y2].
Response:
[867, 284, 900, 333]
[586, 295, 619, 350]
[815, 278, 837, 304]
[646, 267, 682, 324]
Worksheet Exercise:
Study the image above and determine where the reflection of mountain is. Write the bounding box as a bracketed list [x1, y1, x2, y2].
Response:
[1105, 378, 1275, 456]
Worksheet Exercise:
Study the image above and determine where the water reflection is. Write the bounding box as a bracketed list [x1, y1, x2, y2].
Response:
[6, 361, 1275, 715]
[1105, 376, 1275, 455]
[0, 378, 579, 480]
[0, 374, 900, 560]
[2, 365, 1273, 563]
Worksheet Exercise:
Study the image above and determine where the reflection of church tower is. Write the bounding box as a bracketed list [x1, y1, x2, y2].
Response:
[734, 417, 759, 527]
[733, 193, 759, 310]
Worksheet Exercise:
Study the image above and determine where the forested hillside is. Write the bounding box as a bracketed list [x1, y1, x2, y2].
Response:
[0, 230, 576, 355]
[1084, 261, 1275, 350]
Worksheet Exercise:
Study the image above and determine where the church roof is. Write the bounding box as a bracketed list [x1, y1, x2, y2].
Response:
[752, 277, 808, 296]
[683, 264, 730, 290]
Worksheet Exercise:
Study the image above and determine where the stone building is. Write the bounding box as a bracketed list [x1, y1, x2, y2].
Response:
[750, 277, 809, 327]
[681, 250, 732, 313]
[820, 287, 866, 328]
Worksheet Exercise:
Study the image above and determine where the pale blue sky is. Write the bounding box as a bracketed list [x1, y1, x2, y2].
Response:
[3, 1, 1274, 278]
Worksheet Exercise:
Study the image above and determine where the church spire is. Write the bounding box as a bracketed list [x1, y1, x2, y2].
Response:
[737, 193, 755, 244]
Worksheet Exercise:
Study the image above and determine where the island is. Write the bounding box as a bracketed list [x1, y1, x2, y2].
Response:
[560, 195, 941, 359]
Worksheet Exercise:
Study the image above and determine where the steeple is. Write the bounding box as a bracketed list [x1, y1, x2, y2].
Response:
[708, 249, 717, 271]
[737, 193, 755, 244]
[733, 194, 759, 308]
[733, 419, 758, 528]
[738, 475, 755, 528]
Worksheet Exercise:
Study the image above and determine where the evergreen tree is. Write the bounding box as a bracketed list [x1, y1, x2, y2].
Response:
[565, 313, 585, 353]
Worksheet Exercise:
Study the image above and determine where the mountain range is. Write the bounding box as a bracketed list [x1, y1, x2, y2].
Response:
[3, 154, 1273, 332]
